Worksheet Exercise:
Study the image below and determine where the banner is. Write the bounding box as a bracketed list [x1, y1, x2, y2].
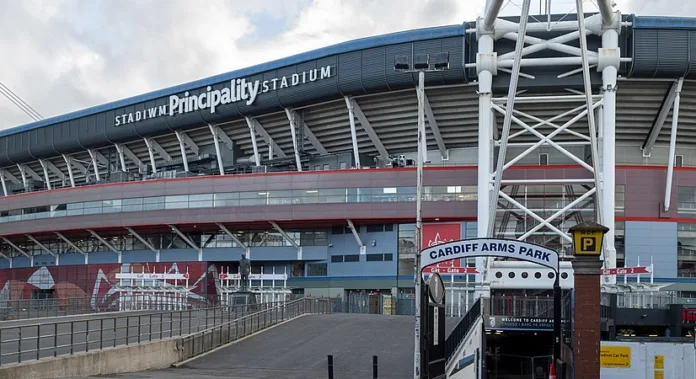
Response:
[421, 223, 463, 272]
[116, 273, 189, 280]
[420, 238, 559, 272]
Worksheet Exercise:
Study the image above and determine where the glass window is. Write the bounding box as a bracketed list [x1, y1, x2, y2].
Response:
[307, 263, 327, 276]
[343, 254, 360, 262]
[678, 223, 696, 278]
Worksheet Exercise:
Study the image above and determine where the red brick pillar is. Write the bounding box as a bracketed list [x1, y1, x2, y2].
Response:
[572, 256, 603, 379]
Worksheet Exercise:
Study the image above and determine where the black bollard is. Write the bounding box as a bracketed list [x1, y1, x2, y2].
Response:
[328, 355, 334, 379]
[372, 355, 378, 378]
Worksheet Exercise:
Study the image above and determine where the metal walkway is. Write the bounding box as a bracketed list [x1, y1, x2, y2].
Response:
[80, 313, 460, 379]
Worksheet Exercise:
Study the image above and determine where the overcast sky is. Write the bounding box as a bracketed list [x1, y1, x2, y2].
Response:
[1, 0, 694, 132]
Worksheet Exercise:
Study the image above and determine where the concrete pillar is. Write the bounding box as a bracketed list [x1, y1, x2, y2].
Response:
[571, 256, 604, 379]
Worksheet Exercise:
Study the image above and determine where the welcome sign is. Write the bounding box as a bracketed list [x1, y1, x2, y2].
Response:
[419, 238, 559, 272]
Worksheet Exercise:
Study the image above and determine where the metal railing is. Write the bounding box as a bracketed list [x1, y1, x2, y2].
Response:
[445, 297, 481, 362]
[0, 300, 290, 366]
[180, 297, 332, 360]
[0, 295, 106, 321]
[489, 295, 572, 319]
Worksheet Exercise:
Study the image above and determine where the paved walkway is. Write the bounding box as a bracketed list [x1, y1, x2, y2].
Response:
[87, 313, 461, 379]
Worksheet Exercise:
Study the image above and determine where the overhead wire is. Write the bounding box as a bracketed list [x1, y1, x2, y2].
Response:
[0, 81, 44, 121]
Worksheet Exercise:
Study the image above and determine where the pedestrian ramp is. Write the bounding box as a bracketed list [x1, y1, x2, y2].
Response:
[105, 313, 462, 379]
[445, 298, 484, 379]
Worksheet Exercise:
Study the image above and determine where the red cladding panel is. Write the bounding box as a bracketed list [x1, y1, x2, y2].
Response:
[421, 223, 462, 270]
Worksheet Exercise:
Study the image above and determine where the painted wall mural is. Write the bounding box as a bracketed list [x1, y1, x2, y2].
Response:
[0, 261, 212, 311]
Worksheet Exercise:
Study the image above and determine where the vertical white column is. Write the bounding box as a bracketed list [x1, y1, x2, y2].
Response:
[0, 170, 7, 196]
[477, 32, 495, 291]
[601, 28, 619, 283]
[174, 132, 189, 172]
[62, 155, 76, 187]
[115, 144, 128, 172]
[345, 97, 362, 169]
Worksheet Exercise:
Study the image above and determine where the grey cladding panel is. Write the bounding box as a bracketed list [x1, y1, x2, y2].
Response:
[53, 121, 76, 153]
[0, 137, 8, 163]
[413, 39, 447, 87]
[361, 47, 388, 92]
[29, 127, 57, 158]
[384, 44, 418, 89]
[631, 29, 694, 78]
[7, 133, 31, 163]
[338, 51, 364, 94]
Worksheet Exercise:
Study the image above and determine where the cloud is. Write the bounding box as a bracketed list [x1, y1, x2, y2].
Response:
[0, 0, 694, 131]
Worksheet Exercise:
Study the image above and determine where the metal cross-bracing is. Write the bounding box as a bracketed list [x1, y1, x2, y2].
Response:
[475, 0, 627, 289]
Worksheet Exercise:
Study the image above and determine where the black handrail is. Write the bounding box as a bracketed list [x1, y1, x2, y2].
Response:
[444, 297, 482, 361]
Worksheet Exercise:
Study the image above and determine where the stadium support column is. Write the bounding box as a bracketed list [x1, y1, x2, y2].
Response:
[476, 9, 497, 297]
[0, 170, 7, 196]
[598, 9, 621, 283]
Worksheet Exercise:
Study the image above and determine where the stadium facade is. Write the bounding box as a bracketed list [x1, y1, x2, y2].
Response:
[2, 10, 696, 311]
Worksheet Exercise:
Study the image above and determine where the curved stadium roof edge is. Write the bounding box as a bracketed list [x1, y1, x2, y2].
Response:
[0, 23, 466, 138]
[2, 14, 696, 140]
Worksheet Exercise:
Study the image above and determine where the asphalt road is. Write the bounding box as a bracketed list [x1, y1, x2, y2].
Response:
[86, 313, 463, 379]
[0, 306, 260, 366]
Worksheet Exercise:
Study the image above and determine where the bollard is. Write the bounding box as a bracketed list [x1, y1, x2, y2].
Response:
[328, 354, 334, 379]
[373, 355, 379, 378]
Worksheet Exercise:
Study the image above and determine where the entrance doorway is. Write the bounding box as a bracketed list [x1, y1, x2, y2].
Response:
[485, 330, 553, 379]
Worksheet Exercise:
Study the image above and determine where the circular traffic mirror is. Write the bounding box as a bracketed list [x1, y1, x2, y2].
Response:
[427, 272, 446, 305]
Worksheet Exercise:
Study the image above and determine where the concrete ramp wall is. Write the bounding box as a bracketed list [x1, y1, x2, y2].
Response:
[0, 338, 183, 379]
[447, 316, 483, 379]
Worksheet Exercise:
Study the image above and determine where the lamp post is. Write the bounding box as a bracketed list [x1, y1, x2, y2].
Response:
[394, 52, 450, 379]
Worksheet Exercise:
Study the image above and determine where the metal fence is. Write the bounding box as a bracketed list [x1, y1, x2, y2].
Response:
[181, 297, 332, 359]
[489, 294, 572, 319]
[0, 300, 291, 366]
[0, 295, 101, 321]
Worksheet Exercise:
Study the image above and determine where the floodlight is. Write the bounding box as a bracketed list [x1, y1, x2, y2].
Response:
[394, 55, 411, 71]
[413, 54, 430, 70]
[432, 52, 450, 70]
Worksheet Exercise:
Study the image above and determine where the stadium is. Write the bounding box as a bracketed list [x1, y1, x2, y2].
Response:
[1, 6, 696, 319]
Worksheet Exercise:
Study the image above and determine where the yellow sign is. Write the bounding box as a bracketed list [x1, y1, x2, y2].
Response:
[600, 346, 631, 368]
[654, 355, 664, 369]
[573, 230, 604, 256]
[654, 370, 664, 379]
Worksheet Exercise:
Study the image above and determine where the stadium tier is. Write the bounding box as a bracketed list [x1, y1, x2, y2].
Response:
[2, 13, 696, 313]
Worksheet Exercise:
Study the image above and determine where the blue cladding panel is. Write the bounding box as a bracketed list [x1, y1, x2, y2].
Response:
[33, 254, 56, 266]
[160, 249, 198, 262]
[302, 246, 329, 261]
[624, 221, 677, 278]
[89, 251, 120, 264]
[202, 248, 245, 262]
[327, 226, 398, 277]
[0, 259, 9, 269]
[634, 16, 696, 30]
[60, 253, 86, 265]
[13, 256, 32, 268]
[247, 247, 298, 261]
[121, 250, 157, 263]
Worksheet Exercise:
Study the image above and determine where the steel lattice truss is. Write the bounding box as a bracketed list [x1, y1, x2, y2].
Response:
[475, 0, 626, 286]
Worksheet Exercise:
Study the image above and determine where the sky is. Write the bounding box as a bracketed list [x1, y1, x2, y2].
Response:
[1, 0, 695, 132]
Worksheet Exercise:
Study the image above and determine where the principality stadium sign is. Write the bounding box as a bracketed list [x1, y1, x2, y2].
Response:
[114, 65, 333, 126]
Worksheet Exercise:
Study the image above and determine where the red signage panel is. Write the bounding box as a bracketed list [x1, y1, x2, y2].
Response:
[423, 267, 480, 274]
[601, 266, 650, 276]
[421, 223, 463, 272]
